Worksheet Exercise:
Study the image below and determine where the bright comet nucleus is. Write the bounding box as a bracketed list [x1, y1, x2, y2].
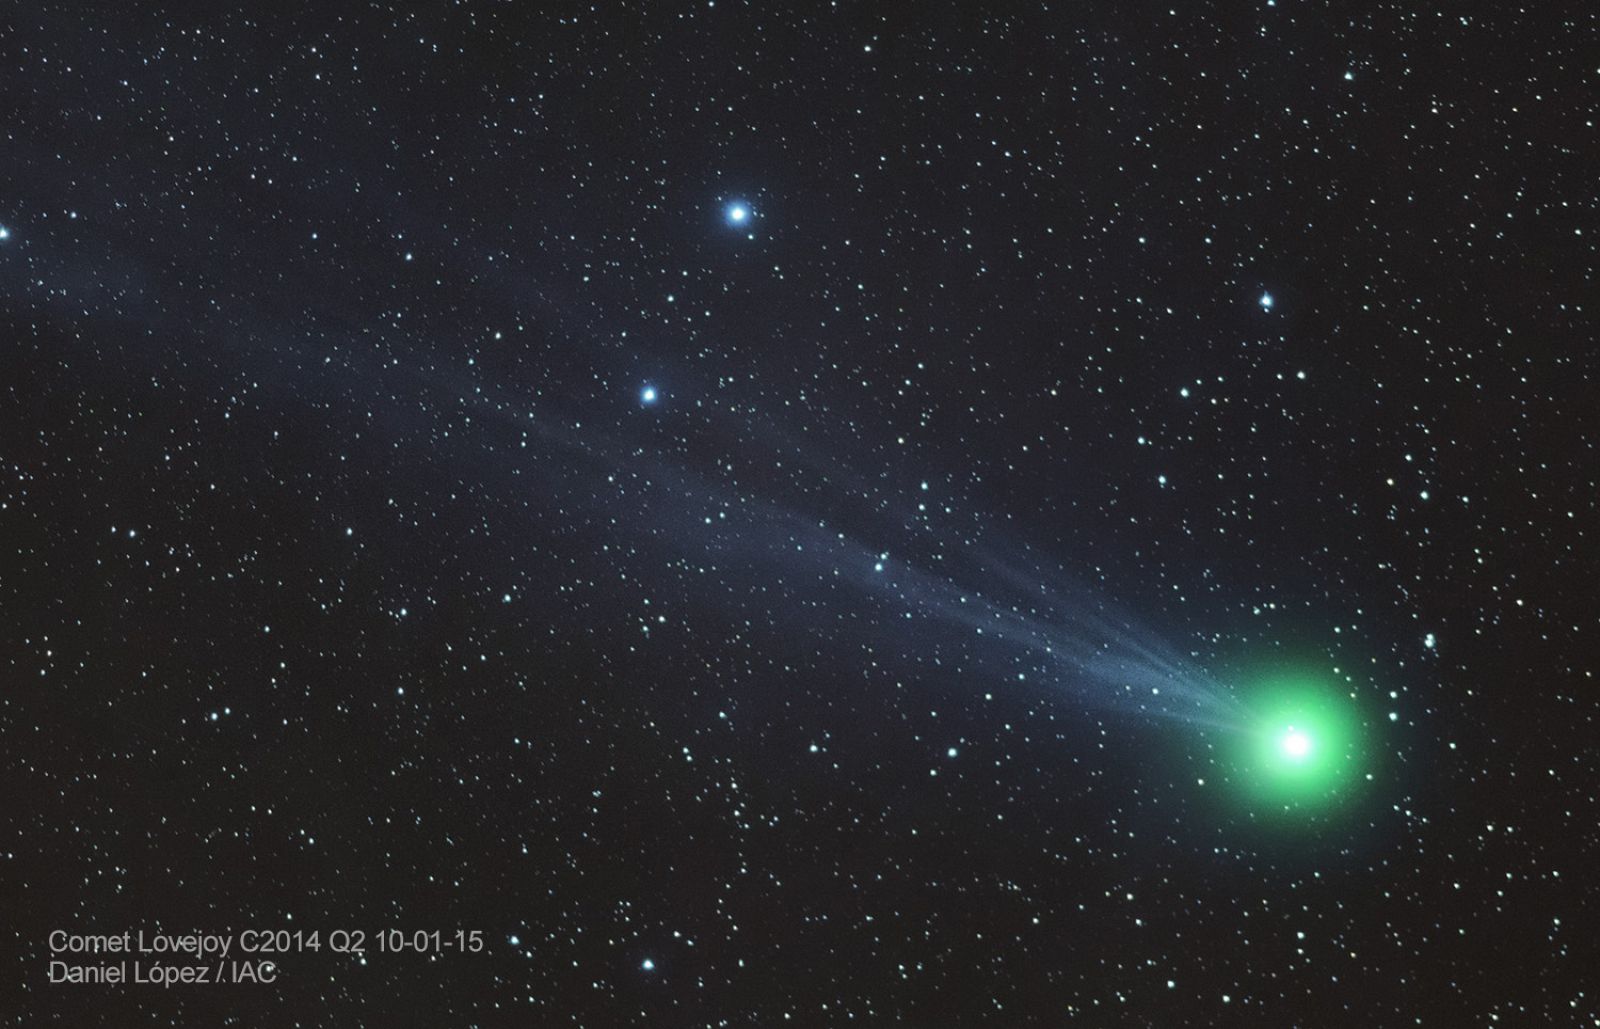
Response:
[1229, 676, 1367, 814]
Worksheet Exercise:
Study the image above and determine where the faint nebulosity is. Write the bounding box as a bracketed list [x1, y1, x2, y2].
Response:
[2, 2, 1596, 1024]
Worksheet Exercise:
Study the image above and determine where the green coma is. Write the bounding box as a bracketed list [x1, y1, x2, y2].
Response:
[1228, 678, 1365, 814]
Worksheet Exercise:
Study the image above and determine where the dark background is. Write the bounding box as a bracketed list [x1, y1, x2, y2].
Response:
[2, 1, 1595, 1024]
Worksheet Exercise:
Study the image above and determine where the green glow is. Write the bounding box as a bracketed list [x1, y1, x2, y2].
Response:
[1229, 678, 1364, 814]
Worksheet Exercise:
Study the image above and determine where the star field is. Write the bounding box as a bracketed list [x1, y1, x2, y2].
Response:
[2, 2, 1597, 1025]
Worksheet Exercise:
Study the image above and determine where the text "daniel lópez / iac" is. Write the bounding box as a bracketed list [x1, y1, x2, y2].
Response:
[47, 931, 278, 986]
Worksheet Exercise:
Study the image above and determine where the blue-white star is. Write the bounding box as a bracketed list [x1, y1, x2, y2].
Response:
[1259, 292, 1275, 310]
[640, 385, 658, 405]
[725, 202, 750, 226]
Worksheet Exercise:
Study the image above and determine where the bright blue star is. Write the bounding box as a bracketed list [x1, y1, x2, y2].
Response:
[640, 385, 658, 405]
[725, 202, 750, 226]
[0, 226, 10, 241]
[1259, 292, 1275, 310]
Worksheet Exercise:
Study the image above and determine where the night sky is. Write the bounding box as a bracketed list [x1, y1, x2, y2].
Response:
[4, 2, 1597, 1024]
